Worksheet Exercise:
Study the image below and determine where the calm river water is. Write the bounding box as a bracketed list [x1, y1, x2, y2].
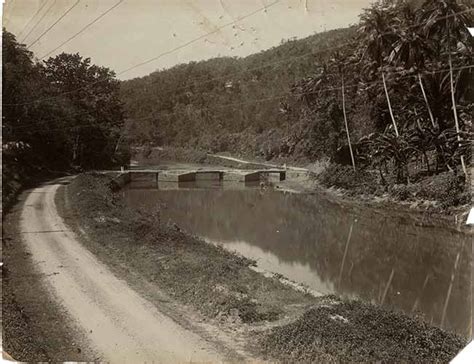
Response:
[123, 179, 472, 337]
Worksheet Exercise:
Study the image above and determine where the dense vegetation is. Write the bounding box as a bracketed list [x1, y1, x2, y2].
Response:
[120, 26, 353, 151]
[2, 30, 129, 208]
[121, 0, 472, 205]
[3, 0, 472, 208]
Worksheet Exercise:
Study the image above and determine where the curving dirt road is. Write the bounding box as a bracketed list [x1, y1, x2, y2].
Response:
[20, 178, 223, 363]
[207, 153, 309, 172]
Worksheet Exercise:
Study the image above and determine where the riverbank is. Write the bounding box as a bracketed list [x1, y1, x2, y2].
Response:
[60, 174, 314, 326]
[57, 172, 466, 362]
[260, 297, 465, 363]
[134, 146, 472, 233]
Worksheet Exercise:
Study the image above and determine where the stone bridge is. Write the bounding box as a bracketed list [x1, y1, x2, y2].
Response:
[125, 168, 286, 183]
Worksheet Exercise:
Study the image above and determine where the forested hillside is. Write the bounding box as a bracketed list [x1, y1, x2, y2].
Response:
[4, 0, 472, 209]
[121, 0, 473, 201]
[120, 26, 354, 152]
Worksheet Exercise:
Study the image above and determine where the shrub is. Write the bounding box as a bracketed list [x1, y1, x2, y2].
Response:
[318, 163, 378, 195]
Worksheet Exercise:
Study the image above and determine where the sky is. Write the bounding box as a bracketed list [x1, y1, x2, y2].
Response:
[3, 0, 373, 80]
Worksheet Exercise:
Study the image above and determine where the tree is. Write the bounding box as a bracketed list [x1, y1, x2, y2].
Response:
[387, 1, 437, 129]
[2, 29, 129, 207]
[418, 0, 472, 177]
[341, 74, 356, 171]
[358, 1, 400, 137]
[355, 0, 472, 180]
[3, 30, 45, 144]
[42, 53, 126, 168]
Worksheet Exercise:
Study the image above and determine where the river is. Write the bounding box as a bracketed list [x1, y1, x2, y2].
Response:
[122, 178, 472, 337]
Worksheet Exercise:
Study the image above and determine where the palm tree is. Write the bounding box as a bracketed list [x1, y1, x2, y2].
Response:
[387, 0, 473, 176]
[358, 1, 401, 137]
[448, 48, 467, 176]
[327, 50, 358, 171]
[418, 0, 473, 177]
[341, 74, 356, 171]
[370, 130, 419, 183]
[388, 2, 438, 129]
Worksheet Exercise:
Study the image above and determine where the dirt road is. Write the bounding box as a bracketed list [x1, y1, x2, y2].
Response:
[207, 153, 309, 172]
[19, 178, 223, 363]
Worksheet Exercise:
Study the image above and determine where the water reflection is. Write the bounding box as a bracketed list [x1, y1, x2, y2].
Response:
[123, 181, 471, 337]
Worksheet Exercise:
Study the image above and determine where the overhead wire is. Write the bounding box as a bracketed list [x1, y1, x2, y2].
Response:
[16, 0, 50, 40]
[81, 2, 474, 109]
[9, 64, 473, 134]
[123, 64, 474, 122]
[133, 41, 349, 103]
[4, 7, 473, 108]
[115, 0, 284, 76]
[3, 4, 473, 155]
[7, 39, 345, 128]
[21, 0, 57, 43]
[27, 0, 81, 49]
[4, 0, 282, 107]
[38, 0, 126, 59]
[5, 47, 440, 132]
[117, 7, 473, 76]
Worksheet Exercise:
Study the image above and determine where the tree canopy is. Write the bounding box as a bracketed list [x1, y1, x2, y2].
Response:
[2, 29, 129, 206]
[121, 0, 472, 184]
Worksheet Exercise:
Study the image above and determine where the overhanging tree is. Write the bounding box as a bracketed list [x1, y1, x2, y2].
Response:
[42, 53, 127, 168]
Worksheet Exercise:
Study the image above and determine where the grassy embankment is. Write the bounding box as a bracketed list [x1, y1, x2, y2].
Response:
[58, 173, 466, 362]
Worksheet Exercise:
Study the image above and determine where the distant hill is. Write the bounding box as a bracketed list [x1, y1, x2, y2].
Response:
[120, 0, 472, 174]
[120, 26, 355, 155]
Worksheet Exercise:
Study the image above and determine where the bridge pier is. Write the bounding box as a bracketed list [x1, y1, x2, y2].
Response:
[195, 171, 222, 181]
[223, 171, 261, 182]
[127, 168, 286, 184]
[158, 171, 196, 182]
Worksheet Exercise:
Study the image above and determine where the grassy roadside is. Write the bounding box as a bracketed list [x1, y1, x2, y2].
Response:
[59, 173, 311, 325]
[2, 188, 97, 362]
[59, 173, 466, 362]
[260, 298, 465, 363]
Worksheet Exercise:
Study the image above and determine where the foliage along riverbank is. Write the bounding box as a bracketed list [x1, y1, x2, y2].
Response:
[58, 173, 466, 362]
[134, 146, 472, 227]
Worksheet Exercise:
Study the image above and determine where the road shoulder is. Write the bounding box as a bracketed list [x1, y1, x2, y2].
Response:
[2, 186, 97, 361]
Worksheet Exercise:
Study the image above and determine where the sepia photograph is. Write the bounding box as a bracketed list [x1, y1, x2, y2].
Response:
[1, 0, 473, 362]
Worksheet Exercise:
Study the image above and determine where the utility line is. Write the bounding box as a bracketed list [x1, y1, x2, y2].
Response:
[4, 60, 417, 131]
[128, 64, 474, 117]
[116, 0, 283, 76]
[8, 64, 473, 134]
[130, 41, 350, 103]
[27, 0, 81, 49]
[16, 0, 50, 40]
[39, 0, 125, 59]
[5, 0, 281, 107]
[21, 0, 57, 43]
[97, 3, 474, 106]
[4, 7, 473, 107]
[96, 6, 474, 103]
[9, 64, 474, 132]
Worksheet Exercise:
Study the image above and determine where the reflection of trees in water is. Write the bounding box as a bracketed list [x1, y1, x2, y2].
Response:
[125, 188, 471, 335]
